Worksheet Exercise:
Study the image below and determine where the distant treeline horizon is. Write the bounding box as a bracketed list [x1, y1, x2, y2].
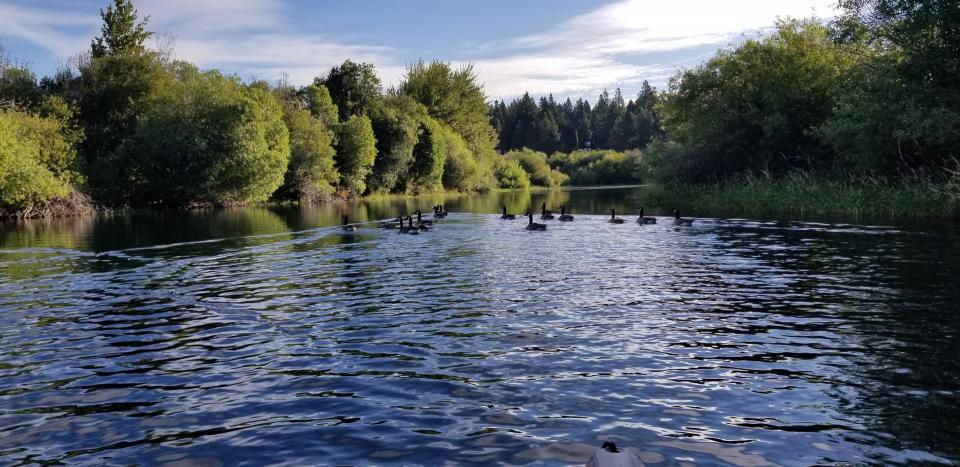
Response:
[2, 0, 957, 218]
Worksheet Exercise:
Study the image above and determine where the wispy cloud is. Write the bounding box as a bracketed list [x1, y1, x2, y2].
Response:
[0, 2, 98, 57]
[0, 0, 839, 101]
[136, 0, 403, 84]
[469, 0, 839, 100]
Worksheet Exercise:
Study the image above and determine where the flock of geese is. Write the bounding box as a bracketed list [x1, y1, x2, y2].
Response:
[341, 203, 694, 233]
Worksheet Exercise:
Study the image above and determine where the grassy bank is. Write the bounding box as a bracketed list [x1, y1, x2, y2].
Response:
[639, 174, 960, 222]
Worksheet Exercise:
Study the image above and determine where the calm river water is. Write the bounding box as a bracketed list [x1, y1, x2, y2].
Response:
[1, 187, 958, 465]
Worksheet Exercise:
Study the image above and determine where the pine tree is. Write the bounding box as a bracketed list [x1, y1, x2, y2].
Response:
[90, 0, 152, 58]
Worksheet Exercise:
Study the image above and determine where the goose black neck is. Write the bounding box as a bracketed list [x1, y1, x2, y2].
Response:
[639, 207, 644, 217]
[342, 215, 348, 225]
[528, 212, 533, 224]
[610, 209, 615, 218]
[561, 206, 566, 215]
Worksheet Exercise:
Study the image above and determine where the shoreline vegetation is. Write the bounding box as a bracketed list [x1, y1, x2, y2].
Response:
[643, 176, 960, 222]
[2, 0, 958, 222]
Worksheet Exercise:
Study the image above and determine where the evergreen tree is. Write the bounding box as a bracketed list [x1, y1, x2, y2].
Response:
[90, 0, 152, 58]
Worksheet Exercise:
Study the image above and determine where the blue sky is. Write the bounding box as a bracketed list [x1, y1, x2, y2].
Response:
[0, 0, 838, 102]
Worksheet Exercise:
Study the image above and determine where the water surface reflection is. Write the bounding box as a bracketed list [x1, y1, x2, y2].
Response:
[0, 189, 958, 465]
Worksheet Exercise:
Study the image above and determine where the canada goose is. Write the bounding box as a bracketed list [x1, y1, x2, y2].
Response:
[558, 205, 574, 221]
[526, 212, 547, 231]
[540, 203, 555, 220]
[433, 205, 448, 218]
[379, 216, 403, 229]
[416, 210, 434, 226]
[500, 205, 517, 220]
[399, 217, 421, 234]
[408, 215, 430, 232]
[341, 215, 357, 231]
[672, 208, 694, 226]
[637, 207, 657, 225]
[608, 209, 625, 224]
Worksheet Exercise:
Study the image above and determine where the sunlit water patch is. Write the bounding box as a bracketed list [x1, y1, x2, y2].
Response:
[1, 209, 958, 465]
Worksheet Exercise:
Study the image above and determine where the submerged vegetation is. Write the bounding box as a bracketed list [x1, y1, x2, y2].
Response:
[1, 0, 958, 220]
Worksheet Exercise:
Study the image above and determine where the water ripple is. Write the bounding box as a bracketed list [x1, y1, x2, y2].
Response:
[1, 213, 958, 465]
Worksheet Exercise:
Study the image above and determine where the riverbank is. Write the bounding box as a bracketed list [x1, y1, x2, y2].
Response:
[638, 175, 960, 222]
[0, 185, 623, 222]
[5, 178, 958, 224]
[0, 190, 357, 221]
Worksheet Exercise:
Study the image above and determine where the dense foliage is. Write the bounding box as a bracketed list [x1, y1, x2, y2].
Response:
[650, 19, 854, 182]
[335, 114, 378, 194]
[549, 150, 643, 186]
[0, 110, 79, 211]
[272, 84, 339, 201]
[2, 0, 957, 217]
[504, 149, 569, 187]
[0, 0, 518, 214]
[648, 6, 959, 191]
[129, 65, 290, 206]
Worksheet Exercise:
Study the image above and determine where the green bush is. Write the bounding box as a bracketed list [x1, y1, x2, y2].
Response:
[130, 64, 290, 206]
[366, 95, 426, 193]
[278, 106, 338, 200]
[505, 148, 568, 187]
[547, 149, 643, 185]
[335, 114, 378, 194]
[493, 157, 531, 190]
[441, 126, 482, 192]
[408, 118, 447, 194]
[0, 109, 79, 210]
[656, 19, 853, 182]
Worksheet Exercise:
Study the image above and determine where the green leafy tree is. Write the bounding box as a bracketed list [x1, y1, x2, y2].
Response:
[335, 114, 378, 194]
[400, 60, 498, 155]
[824, 0, 960, 174]
[440, 126, 481, 192]
[317, 60, 381, 121]
[0, 109, 79, 211]
[299, 84, 339, 128]
[272, 86, 338, 200]
[654, 19, 853, 182]
[366, 94, 427, 193]
[408, 118, 447, 193]
[0, 66, 41, 108]
[493, 157, 531, 190]
[129, 64, 290, 206]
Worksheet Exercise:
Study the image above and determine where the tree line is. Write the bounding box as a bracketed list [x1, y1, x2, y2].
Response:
[491, 0, 958, 195]
[0, 0, 528, 216]
[489, 83, 664, 154]
[2, 0, 957, 217]
[645, 1, 958, 188]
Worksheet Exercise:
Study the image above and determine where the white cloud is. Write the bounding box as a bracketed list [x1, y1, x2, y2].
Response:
[470, 0, 840, 100]
[0, 0, 840, 101]
[0, 3, 98, 57]
[456, 54, 668, 101]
